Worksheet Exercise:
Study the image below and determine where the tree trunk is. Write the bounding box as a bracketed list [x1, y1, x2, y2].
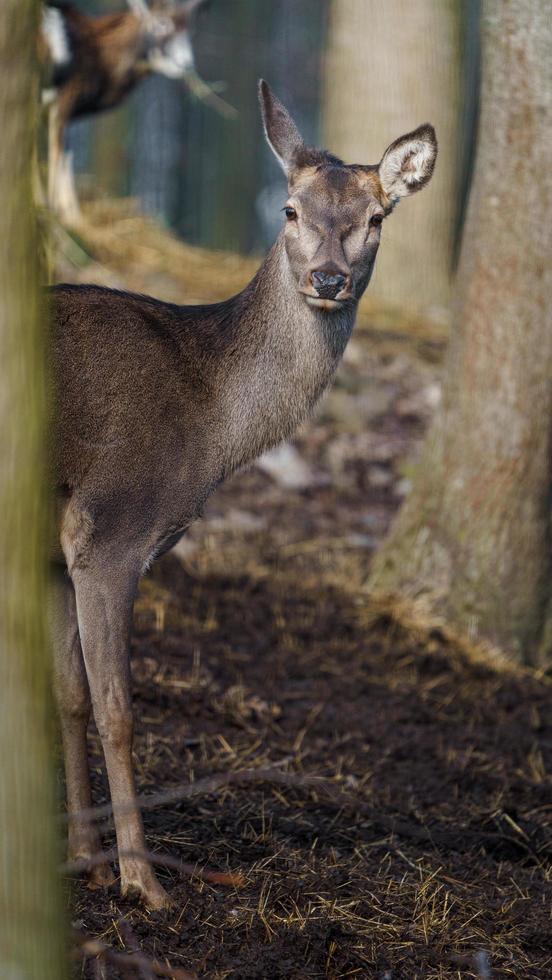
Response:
[368, 0, 552, 666]
[0, 2, 68, 977]
[323, 0, 460, 323]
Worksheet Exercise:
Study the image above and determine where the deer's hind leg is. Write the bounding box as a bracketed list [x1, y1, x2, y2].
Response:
[52, 570, 116, 889]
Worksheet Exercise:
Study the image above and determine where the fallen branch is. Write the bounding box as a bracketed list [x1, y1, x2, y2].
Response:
[61, 767, 549, 861]
[61, 846, 246, 888]
[182, 69, 237, 118]
[73, 928, 197, 980]
[61, 768, 329, 824]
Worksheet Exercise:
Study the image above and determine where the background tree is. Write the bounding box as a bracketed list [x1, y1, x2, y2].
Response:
[0, 1, 68, 976]
[323, 0, 461, 321]
[369, 0, 552, 666]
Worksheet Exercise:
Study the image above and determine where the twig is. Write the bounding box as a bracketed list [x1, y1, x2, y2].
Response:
[61, 768, 328, 824]
[61, 767, 549, 860]
[61, 846, 246, 888]
[118, 918, 156, 980]
[473, 949, 492, 980]
[181, 68, 237, 118]
[73, 928, 197, 980]
[92, 956, 108, 980]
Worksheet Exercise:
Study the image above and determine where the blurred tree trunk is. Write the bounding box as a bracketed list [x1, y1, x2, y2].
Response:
[93, 102, 131, 199]
[0, 1, 68, 978]
[368, 0, 552, 666]
[323, 0, 460, 322]
[92, 0, 131, 198]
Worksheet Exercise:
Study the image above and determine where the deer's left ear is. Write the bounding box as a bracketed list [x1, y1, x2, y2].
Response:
[258, 79, 306, 177]
[378, 124, 437, 203]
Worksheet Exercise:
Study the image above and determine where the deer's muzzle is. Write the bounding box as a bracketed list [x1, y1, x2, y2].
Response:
[310, 268, 351, 301]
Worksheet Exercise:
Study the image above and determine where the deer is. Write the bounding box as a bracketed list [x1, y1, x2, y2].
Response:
[51, 80, 437, 909]
[40, 0, 211, 223]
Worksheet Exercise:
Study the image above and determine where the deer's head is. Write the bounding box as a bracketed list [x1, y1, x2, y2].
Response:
[259, 81, 437, 312]
[128, 0, 206, 78]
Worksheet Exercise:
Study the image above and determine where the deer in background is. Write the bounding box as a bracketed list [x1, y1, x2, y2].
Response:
[51, 81, 437, 909]
[40, 0, 209, 223]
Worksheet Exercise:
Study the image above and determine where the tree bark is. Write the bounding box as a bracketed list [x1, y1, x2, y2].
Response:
[368, 0, 552, 666]
[323, 0, 460, 321]
[0, 2, 68, 977]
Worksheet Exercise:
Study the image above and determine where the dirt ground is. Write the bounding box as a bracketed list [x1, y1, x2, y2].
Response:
[59, 207, 552, 980]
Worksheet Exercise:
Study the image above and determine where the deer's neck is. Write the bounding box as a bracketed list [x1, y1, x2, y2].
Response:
[213, 235, 356, 475]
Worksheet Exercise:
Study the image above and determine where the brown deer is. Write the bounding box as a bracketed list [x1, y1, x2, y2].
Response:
[51, 81, 437, 909]
[40, 0, 209, 223]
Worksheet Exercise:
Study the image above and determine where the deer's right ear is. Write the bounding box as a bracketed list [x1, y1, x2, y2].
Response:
[258, 80, 305, 177]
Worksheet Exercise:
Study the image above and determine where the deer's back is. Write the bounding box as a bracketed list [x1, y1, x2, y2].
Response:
[51, 285, 220, 537]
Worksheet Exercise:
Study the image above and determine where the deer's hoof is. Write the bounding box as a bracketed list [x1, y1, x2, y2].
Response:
[68, 838, 116, 891]
[88, 862, 117, 890]
[120, 866, 173, 911]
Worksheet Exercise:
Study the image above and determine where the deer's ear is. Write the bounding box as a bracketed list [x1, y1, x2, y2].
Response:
[378, 124, 437, 203]
[258, 79, 305, 177]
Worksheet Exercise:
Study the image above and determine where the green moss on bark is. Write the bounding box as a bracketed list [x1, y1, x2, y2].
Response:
[0, 2, 68, 976]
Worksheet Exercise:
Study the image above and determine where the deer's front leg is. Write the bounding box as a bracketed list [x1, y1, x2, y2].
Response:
[52, 572, 115, 889]
[72, 560, 171, 910]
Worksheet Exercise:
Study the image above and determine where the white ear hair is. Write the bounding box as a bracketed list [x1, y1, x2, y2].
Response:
[378, 124, 437, 204]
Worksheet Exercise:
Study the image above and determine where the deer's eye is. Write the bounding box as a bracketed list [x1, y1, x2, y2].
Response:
[284, 206, 297, 221]
[371, 213, 384, 227]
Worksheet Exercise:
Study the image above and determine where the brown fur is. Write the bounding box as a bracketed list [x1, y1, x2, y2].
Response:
[41, 1, 200, 222]
[42, 3, 195, 118]
[43, 7, 149, 119]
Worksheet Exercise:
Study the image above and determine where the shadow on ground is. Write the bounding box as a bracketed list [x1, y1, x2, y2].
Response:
[73, 555, 552, 980]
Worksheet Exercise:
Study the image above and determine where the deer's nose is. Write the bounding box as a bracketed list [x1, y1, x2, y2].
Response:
[310, 269, 348, 300]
